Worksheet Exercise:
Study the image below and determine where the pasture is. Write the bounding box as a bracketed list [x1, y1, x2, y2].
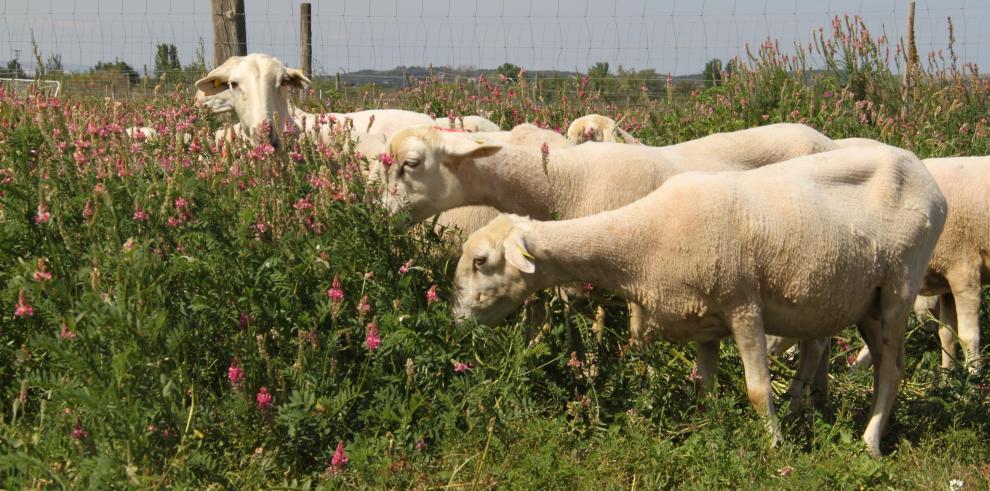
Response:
[1, 16, 989, 489]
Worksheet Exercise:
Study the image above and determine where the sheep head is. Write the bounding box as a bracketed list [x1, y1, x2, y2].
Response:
[452, 214, 540, 325]
[194, 53, 310, 146]
[195, 88, 235, 114]
[371, 125, 501, 224]
[566, 114, 634, 144]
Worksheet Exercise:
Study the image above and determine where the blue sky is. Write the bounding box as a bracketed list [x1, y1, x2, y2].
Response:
[1, 0, 986, 76]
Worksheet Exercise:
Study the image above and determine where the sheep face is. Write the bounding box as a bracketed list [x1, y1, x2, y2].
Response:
[566, 114, 611, 143]
[373, 125, 501, 224]
[452, 215, 537, 325]
[195, 89, 235, 114]
[194, 53, 310, 146]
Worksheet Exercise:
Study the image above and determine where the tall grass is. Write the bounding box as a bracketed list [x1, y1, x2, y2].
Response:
[0, 16, 988, 488]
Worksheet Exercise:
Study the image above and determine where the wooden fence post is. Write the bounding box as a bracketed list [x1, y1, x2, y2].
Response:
[212, 0, 247, 67]
[300, 3, 312, 77]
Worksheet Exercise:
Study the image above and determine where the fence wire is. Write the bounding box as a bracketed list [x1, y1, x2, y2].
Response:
[0, 0, 986, 99]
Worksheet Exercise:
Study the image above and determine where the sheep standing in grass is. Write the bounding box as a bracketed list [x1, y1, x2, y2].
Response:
[566, 114, 639, 144]
[372, 123, 838, 385]
[769, 152, 990, 376]
[452, 144, 946, 456]
[193, 54, 433, 146]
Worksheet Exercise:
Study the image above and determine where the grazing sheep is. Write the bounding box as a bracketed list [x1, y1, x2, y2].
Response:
[452, 144, 947, 456]
[372, 122, 838, 385]
[436, 115, 501, 132]
[124, 126, 159, 141]
[566, 114, 639, 144]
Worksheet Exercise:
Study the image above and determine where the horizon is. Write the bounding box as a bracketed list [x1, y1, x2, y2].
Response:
[1, 0, 987, 78]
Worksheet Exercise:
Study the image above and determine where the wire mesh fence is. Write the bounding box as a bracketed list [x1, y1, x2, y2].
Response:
[0, 0, 986, 102]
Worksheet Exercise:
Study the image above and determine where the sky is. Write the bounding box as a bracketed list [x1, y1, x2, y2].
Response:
[1, 0, 988, 77]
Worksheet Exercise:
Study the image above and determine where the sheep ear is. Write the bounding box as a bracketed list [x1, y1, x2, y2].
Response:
[443, 135, 502, 159]
[195, 72, 230, 96]
[503, 235, 535, 274]
[284, 68, 312, 89]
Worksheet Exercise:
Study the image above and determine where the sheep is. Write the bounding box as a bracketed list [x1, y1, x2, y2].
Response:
[768, 153, 990, 375]
[451, 144, 947, 456]
[372, 122, 836, 225]
[372, 122, 838, 386]
[435, 115, 501, 132]
[124, 126, 194, 145]
[194, 54, 434, 145]
[566, 114, 639, 144]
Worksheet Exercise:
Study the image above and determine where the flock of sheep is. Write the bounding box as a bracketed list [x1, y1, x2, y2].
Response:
[129, 54, 986, 457]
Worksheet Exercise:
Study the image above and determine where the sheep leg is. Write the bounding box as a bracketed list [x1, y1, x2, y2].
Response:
[947, 271, 982, 373]
[695, 340, 720, 392]
[765, 335, 797, 357]
[937, 294, 959, 370]
[850, 345, 873, 371]
[729, 306, 782, 447]
[784, 337, 828, 414]
[810, 337, 831, 408]
[859, 287, 908, 458]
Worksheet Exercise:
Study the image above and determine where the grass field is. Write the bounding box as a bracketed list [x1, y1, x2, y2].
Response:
[1, 15, 989, 489]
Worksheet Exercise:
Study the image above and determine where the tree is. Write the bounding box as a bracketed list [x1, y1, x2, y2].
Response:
[93, 59, 140, 85]
[45, 53, 62, 73]
[154, 43, 182, 79]
[2, 58, 27, 79]
[702, 58, 723, 88]
[495, 62, 522, 81]
[588, 61, 610, 92]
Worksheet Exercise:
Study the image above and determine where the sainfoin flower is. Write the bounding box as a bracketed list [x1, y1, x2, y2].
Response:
[14, 290, 33, 318]
[327, 274, 344, 303]
[59, 322, 76, 340]
[364, 320, 381, 352]
[377, 152, 394, 169]
[398, 259, 413, 274]
[331, 441, 349, 471]
[71, 424, 89, 440]
[356, 295, 372, 316]
[33, 257, 52, 282]
[256, 386, 272, 410]
[35, 201, 50, 224]
[426, 285, 439, 305]
[228, 359, 244, 386]
[453, 361, 471, 373]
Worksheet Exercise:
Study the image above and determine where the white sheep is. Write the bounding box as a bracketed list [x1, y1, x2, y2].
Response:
[124, 126, 159, 141]
[566, 114, 639, 144]
[194, 54, 434, 145]
[372, 122, 838, 385]
[435, 115, 501, 132]
[768, 152, 990, 376]
[451, 144, 947, 456]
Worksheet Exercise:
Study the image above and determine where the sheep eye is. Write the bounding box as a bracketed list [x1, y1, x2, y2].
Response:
[473, 256, 487, 269]
[229, 81, 239, 89]
[404, 159, 420, 168]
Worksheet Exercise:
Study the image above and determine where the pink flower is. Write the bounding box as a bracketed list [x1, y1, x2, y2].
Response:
[174, 197, 188, 210]
[331, 441, 349, 471]
[356, 295, 372, 315]
[71, 424, 89, 440]
[364, 320, 381, 352]
[256, 386, 273, 410]
[540, 142, 550, 160]
[59, 322, 76, 340]
[327, 274, 344, 303]
[453, 361, 471, 373]
[239, 311, 251, 331]
[426, 285, 439, 305]
[416, 439, 427, 451]
[14, 290, 33, 318]
[35, 202, 50, 224]
[132, 206, 149, 221]
[33, 257, 52, 282]
[567, 351, 582, 368]
[398, 259, 413, 274]
[82, 200, 94, 219]
[228, 359, 244, 386]
[377, 152, 395, 169]
[687, 366, 702, 382]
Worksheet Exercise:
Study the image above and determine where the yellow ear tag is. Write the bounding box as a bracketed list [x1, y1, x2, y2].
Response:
[475, 139, 485, 144]
[517, 244, 535, 259]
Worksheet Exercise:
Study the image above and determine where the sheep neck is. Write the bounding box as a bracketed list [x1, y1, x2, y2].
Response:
[524, 217, 644, 302]
[456, 145, 579, 219]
